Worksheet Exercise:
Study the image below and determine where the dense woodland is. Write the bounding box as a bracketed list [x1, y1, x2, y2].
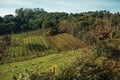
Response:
[0, 8, 120, 46]
[0, 8, 120, 36]
[0, 8, 120, 80]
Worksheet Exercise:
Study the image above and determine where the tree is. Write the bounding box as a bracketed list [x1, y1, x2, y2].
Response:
[0, 17, 3, 23]
[29, 19, 43, 29]
[59, 20, 76, 34]
[3, 14, 14, 23]
[15, 8, 24, 18]
[83, 22, 116, 45]
[42, 21, 54, 29]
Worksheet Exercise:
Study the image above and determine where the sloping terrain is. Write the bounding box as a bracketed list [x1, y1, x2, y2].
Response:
[0, 49, 83, 80]
[0, 30, 85, 63]
[47, 33, 86, 51]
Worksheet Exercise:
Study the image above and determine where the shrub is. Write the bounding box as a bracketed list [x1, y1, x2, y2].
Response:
[56, 58, 118, 80]
[29, 72, 54, 80]
[94, 40, 120, 58]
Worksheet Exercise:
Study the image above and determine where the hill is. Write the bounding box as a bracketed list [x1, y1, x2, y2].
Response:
[0, 8, 120, 80]
[0, 30, 85, 64]
[0, 49, 83, 80]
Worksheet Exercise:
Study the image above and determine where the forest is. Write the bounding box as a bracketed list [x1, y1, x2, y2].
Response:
[0, 8, 120, 80]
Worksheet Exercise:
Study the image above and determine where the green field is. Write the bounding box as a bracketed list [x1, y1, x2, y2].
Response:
[1, 30, 119, 80]
[0, 6, 120, 80]
[0, 30, 86, 79]
[0, 49, 83, 80]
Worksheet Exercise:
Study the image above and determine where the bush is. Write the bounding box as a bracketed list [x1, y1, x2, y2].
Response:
[26, 50, 120, 80]
[94, 40, 120, 58]
[55, 58, 118, 80]
[29, 72, 55, 80]
[18, 55, 119, 80]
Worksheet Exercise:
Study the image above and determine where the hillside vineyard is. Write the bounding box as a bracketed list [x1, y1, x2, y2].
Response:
[0, 8, 120, 80]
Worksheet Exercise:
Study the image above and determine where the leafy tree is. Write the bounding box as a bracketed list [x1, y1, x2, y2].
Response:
[3, 14, 14, 23]
[0, 17, 3, 23]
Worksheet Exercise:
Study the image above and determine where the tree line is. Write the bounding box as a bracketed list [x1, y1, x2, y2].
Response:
[0, 8, 68, 35]
[0, 8, 120, 42]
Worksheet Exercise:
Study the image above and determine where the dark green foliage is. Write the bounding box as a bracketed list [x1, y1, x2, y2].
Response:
[59, 59, 118, 80]
[30, 72, 54, 80]
[27, 57, 119, 80]
[0, 8, 120, 80]
[0, 8, 69, 35]
[74, 61, 118, 80]
[94, 39, 120, 58]
[0, 35, 11, 63]
[0, 8, 120, 39]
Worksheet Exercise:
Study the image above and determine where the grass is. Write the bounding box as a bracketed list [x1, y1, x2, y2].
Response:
[0, 30, 86, 79]
[0, 49, 83, 80]
[1, 30, 84, 63]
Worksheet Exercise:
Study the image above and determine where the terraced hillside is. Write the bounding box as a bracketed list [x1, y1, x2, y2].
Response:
[0, 30, 85, 63]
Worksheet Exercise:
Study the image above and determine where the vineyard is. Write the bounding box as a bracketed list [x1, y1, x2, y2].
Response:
[0, 31, 120, 80]
[0, 30, 84, 63]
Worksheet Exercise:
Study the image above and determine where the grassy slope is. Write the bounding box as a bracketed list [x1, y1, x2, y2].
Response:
[0, 30, 86, 79]
[1, 30, 85, 63]
[0, 30, 120, 79]
[0, 49, 83, 80]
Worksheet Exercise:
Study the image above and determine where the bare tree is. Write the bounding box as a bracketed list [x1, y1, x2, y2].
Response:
[59, 20, 76, 35]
